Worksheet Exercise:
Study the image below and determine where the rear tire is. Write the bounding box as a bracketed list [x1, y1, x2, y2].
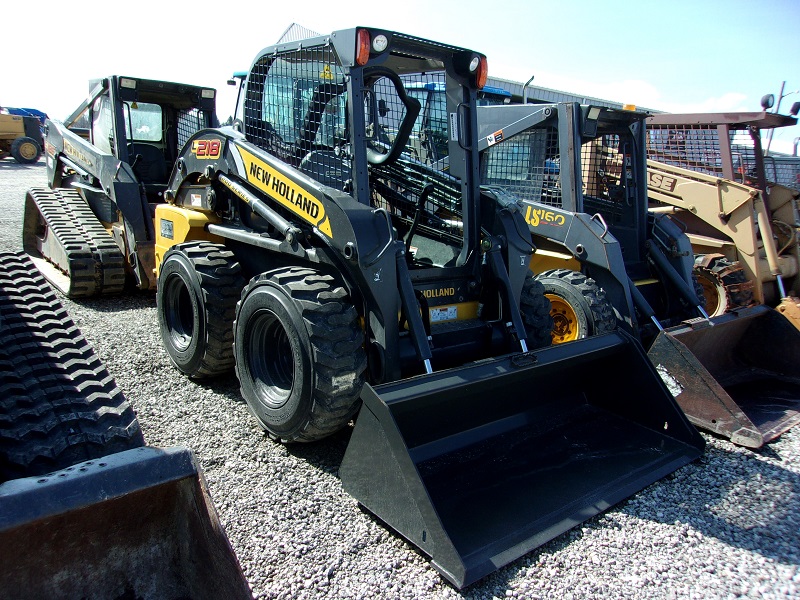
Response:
[694, 254, 754, 316]
[157, 242, 244, 378]
[234, 267, 366, 443]
[11, 136, 41, 164]
[535, 268, 616, 344]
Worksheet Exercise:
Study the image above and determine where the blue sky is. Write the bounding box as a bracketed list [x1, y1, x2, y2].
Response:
[3, 0, 798, 154]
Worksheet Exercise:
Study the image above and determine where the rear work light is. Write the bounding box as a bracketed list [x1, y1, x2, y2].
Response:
[474, 56, 488, 89]
[356, 29, 371, 66]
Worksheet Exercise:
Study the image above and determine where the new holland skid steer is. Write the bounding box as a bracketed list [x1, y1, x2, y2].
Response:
[148, 27, 703, 588]
[476, 101, 800, 449]
[0, 252, 251, 599]
[22, 76, 217, 297]
[645, 111, 800, 323]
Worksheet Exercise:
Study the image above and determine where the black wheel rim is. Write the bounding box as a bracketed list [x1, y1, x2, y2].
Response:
[164, 273, 194, 351]
[248, 309, 294, 409]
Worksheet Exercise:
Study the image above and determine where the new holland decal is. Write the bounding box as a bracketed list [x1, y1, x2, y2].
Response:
[63, 139, 94, 169]
[236, 145, 332, 237]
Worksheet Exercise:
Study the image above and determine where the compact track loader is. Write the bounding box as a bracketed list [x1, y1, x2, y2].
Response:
[645, 111, 800, 322]
[150, 27, 703, 588]
[0, 252, 250, 600]
[476, 102, 800, 448]
[22, 76, 217, 297]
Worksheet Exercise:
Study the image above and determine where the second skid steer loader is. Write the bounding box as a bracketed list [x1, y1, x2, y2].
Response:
[22, 76, 217, 297]
[147, 27, 703, 588]
[476, 101, 800, 449]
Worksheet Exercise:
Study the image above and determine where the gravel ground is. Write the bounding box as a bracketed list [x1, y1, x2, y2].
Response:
[1, 159, 799, 599]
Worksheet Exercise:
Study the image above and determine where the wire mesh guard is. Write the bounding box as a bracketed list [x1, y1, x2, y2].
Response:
[765, 155, 800, 191]
[479, 124, 632, 226]
[176, 108, 212, 152]
[480, 127, 561, 207]
[645, 124, 757, 183]
[243, 44, 465, 249]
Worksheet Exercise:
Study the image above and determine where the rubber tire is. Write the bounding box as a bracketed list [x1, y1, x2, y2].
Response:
[534, 269, 616, 344]
[11, 136, 41, 164]
[693, 254, 754, 316]
[157, 242, 245, 378]
[0, 251, 144, 482]
[234, 267, 366, 443]
[520, 272, 555, 349]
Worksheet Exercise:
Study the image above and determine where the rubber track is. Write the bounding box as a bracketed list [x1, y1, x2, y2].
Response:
[26, 187, 125, 297]
[0, 252, 144, 482]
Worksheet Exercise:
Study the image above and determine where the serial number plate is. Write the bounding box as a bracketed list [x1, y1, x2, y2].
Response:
[430, 306, 457, 323]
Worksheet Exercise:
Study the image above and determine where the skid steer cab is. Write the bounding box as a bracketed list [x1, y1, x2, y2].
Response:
[22, 75, 217, 297]
[153, 27, 703, 588]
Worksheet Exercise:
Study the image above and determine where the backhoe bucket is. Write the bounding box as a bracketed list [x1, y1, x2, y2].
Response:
[0, 446, 252, 600]
[649, 305, 800, 448]
[339, 332, 704, 589]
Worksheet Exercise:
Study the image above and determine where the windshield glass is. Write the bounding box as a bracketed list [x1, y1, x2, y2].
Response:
[124, 102, 162, 142]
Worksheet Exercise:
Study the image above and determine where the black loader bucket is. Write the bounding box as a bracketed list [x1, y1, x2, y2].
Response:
[649, 305, 800, 448]
[0, 446, 252, 600]
[339, 332, 704, 589]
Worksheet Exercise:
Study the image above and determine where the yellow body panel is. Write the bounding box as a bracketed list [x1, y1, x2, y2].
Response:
[154, 204, 223, 276]
[0, 114, 26, 140]
[529, 249, 581, 274]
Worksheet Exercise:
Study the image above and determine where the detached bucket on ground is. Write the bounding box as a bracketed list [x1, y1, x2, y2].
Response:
[339, 332, 704, 588]
[0, 447, 252, 600]
[650, 305, 800, 448]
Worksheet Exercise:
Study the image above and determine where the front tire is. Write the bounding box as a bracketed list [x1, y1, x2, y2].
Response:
[157, 242, 244, 378]
[234, 267, 366, 443]
[535, 269, 616, 344]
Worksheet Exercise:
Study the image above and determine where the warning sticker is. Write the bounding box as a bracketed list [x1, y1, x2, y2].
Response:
[449, 112, 459, 141]
[486, 129, 504, 147]
[430, 306, 458, 323]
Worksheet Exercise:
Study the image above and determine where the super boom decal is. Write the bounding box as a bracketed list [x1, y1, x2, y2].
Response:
[235, 145, 332, 237]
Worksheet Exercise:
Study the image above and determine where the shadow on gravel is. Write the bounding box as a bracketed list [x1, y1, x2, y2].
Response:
[0, 161, 46, 171]
[285, 426, 354, 471]
[622, 437, 800, 565]
[64, 290, 157, 312]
